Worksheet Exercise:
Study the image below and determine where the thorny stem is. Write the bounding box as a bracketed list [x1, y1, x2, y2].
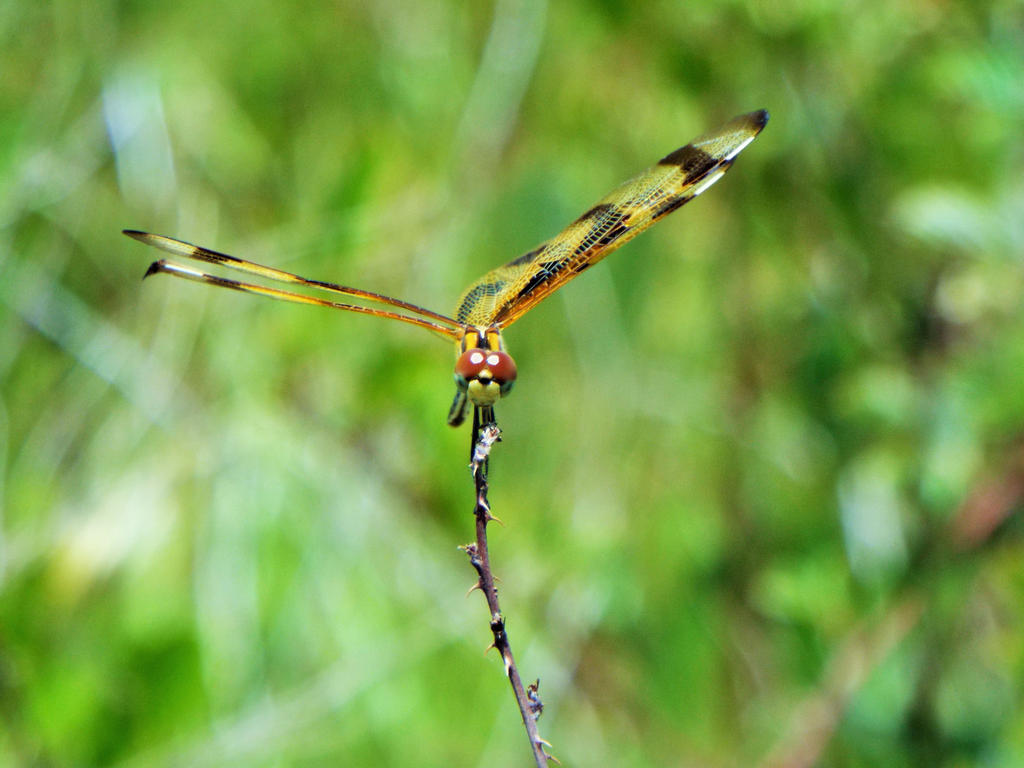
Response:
[463, 408, 552, 767]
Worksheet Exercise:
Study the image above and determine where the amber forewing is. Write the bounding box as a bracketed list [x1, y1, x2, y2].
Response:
[453, 110, 768, 328]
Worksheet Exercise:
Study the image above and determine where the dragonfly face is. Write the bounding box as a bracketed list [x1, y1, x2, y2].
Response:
[126, 110, 767, 430]
[448, 327, 517, 427]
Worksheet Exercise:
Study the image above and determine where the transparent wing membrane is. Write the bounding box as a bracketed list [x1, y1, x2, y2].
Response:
[125, 230, 461, 340]
[454, 110, 768, 328]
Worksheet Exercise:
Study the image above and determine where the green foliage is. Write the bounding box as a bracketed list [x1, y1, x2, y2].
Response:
[2, 0, 1023, 765]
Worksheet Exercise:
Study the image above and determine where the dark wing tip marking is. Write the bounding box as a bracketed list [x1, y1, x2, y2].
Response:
[143, 260, 164, 279]
[749, 109, 770, 129]
[725, 109, 770, 133]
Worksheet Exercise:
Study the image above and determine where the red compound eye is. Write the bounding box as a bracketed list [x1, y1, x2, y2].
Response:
[483, 350, 517, 385]
[455, 349, 489, 381]
[454, 348, 518, 387]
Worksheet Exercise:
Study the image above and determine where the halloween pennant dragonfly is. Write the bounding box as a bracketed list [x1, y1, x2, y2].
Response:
[126, 109, 767, 428]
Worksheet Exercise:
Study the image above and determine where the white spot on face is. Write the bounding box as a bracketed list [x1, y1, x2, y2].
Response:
[486, 354, 500, 366]
[469, 351, 485, 365]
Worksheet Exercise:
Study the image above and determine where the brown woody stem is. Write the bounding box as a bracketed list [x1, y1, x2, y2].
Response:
[463, 409, 550, 767]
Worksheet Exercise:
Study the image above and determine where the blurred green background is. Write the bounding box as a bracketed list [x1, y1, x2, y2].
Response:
[2, 0, 1023, 765]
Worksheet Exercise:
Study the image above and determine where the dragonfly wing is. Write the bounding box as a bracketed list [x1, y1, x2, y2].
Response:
[125, 231, 462, 340]
[454, 109, 768, 328]
[125, 230, 462, 329]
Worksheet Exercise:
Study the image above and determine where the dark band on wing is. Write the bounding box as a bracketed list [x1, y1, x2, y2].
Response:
[513, 268, 555, 304]
[650, 193, 693, 222]
[569, 205, 628, 255]
[498, 204, 634, 312]
[594, 219, 629, 249]
[575, 203, 614, 224]
[507, 243, 547, 268]
[456, 281, 506, 323]
[180, 242, 244, 268]
[658, 144, 717, 175]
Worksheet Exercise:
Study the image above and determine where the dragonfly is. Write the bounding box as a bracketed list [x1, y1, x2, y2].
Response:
[126, 109, 767, 434]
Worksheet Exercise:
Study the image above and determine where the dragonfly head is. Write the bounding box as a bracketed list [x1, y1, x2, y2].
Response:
[454, 347, 517, 406]
[448, 328, 517, 427]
